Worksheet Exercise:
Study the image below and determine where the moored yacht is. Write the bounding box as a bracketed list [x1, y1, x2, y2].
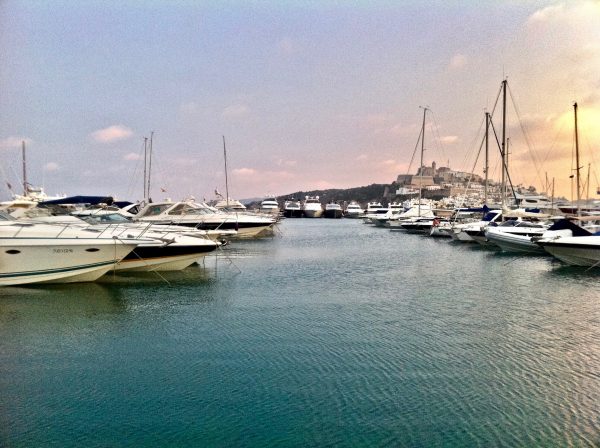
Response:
[133, 200, 276, 238]
[324, 202, 343, 219]
[283, 199, 302, 218]
[214, 198, 247, 212]
[302, 196, 323, 218]
[259, 197, 280, 216]
[0, 212, 148, 285]
[344, 201, 364, 218]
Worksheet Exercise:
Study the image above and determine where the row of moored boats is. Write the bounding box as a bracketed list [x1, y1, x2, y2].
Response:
[0, 198, 279, 286]
[361, 200, 600, 268]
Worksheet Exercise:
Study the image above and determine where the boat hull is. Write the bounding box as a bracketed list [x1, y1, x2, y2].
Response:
[0, 239, 137, 286]
[283, 209, 303, 218]
[303, 209, 323, 218]
[485, 231, 545, 254]
[116, 243, 217, 272]
[324, 210, 343, 219]
[538, 241, 600, 266]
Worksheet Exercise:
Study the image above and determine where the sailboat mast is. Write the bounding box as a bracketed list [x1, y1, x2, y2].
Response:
[574, 102, 581, 216]
[22, 140, 27, 195]
[418, 107, 427, 216]
[143, 137, 148, 200]
[485, 112, 489, 205]
[147, 131, 154, 201]
[223, 136, 229, 207]
[501, 79, 507, 208]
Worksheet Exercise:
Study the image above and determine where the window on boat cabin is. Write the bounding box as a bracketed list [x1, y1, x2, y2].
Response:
[498, 220, 518, 227]
[167, 203, 187, 215]
[139, 204, 171, 217]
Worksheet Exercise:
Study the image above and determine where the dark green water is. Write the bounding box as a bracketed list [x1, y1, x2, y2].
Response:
[1, 219, 599, 447]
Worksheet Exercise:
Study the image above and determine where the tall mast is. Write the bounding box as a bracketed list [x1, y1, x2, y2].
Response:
[143, 137, 148, 201]
[418, 106, 427, 217]
[574, 102, 581, 216]
[485, 112, 490, 205]
[501, 79, 507, 208]
[223, 136, 229, 207]
[148, 131, 154, 200]
[22, 140, 27, 195]
[147, 131, 154, 201]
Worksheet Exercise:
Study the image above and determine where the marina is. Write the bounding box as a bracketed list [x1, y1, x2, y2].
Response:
[1, 2, 600, 446]
[1, 218, 599, 446]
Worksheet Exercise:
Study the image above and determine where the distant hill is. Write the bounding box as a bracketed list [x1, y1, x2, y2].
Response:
[245, 183, 390, 209]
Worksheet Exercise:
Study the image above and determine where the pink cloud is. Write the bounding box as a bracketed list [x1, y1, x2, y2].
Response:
[91, 125, 133, 143]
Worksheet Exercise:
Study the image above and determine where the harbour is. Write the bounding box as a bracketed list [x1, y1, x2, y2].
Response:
[1, 218, 599, 447]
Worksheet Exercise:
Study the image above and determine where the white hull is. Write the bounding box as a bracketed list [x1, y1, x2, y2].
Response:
[538, 237, 600, 266]
[303, 209, 323, 218]
[485, 231, 545, 254]
[0, 239, 137, 286]
[115, 253, 205, 272]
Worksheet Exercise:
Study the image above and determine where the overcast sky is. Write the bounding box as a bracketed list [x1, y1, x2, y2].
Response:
[1, 0, 599, 202]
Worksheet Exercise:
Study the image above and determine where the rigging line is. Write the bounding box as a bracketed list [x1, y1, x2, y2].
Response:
[489, 119, 518, 205]
[460, 114, 486, 177]
[540, 118, 567, 166]
[125, 138, 147, 200]
[507, 84, 545, 190]
[405, 124, 424, 178]
[428, 110, 448, 169]
[454, 127, 487, 213]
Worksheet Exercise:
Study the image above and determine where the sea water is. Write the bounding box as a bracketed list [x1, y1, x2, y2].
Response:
[1, 219, 599, 447]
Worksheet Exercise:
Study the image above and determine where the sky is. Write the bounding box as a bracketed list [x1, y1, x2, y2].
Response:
[1, 0, 599, 202]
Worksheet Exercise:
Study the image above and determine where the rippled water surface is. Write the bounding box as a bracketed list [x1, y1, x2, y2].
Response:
[1, 219, 599, 447]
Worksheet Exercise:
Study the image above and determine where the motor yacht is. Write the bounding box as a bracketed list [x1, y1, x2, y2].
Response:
[0, 212, 148, 285]
[324, 202, 343, 219]
[283, 199, 302, 218]
[302, 196, 323, 218]
[259, 197, 280, 216]
[133, 200, 276, 238]
[363, 202, 387, 223]
[344, 201, 364, 219]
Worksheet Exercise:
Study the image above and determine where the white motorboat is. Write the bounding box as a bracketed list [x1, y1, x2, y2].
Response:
[0, 212, 147, 286]
[537, 235, 600, 267]
[324, 202, 343, 219]
[259, 197, 280, 216]
[23, 211, 222, 272]
[214, 198, 247, 212]
[133, 200, 276, 238]
[302, 196, 323, 218]
[387, 203, 435, 230]
[370, 202, 404, 227]
[344, 201, 364, 218]
[484, 221, 549, 254]
[465, 210, 549, 247]
[451, 209, 503, 243]
[363, 202, 387, 223]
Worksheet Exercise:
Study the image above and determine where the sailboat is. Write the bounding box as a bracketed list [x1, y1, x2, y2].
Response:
[389, 107, 436, 231]
[536, 102, 600, 266]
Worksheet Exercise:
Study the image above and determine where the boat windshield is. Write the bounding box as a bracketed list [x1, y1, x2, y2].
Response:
[482, 212, 500, 222]
[138, 204, 172, 217]
[0, 211, 16, 221]
[81, 213, 131, 224]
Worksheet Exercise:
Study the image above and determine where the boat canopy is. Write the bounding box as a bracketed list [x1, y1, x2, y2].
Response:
[547, 219, 593, 237]
[39, 195, 133, 208]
